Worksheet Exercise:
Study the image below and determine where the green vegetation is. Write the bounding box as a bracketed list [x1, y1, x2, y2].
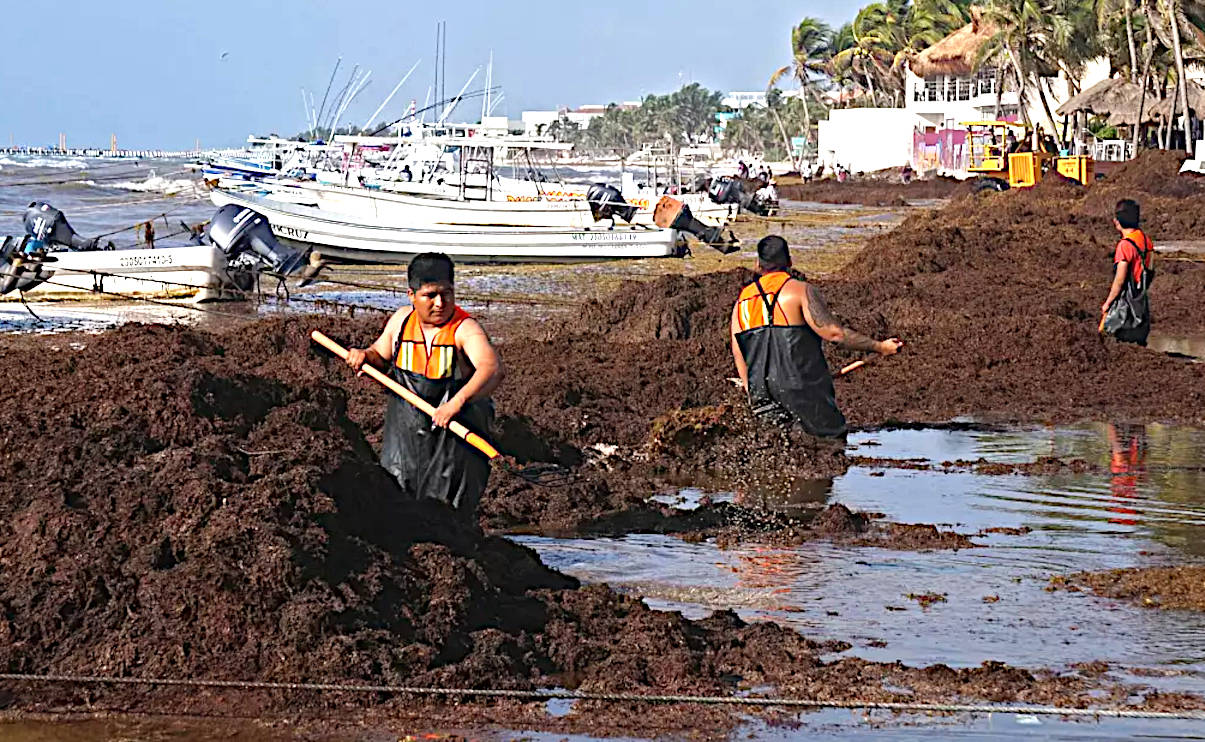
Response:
[556, 84, 725, 160]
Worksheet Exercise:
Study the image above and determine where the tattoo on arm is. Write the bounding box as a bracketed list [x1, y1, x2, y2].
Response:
[806, 284, 879, 352]
[805, 284, 839, 328]
[837, 330, 881, 352]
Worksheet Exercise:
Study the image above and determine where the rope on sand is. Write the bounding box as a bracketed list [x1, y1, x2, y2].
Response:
[1, 673, 1203, 720]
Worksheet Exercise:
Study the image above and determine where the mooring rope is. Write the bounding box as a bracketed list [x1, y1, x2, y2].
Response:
[0, 672, 1202, 720]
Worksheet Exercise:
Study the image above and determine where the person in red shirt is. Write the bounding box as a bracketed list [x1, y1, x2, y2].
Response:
[1100, 198, 1154, 346]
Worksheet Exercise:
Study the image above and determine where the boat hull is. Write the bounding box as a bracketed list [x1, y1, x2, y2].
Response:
[210, 190, 684, 264]
[259, 180, 733, 229]
[2, 246, 230, 302]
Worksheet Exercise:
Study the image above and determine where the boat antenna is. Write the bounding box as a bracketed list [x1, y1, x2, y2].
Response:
[331, 71, 372, 137]
[324, 65, 360, 135]
[438, 66, 481, 124]
[364, 59, 421, 131]
[481, 50, 493, 123]
[440, 21, 447, 109]
[314, 57, 342, 139]
[433, 22, 442, 118]
[301, 88, 310, 137]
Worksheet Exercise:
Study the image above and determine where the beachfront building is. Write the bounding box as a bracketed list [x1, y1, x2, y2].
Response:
[816, 11, 1107, 175]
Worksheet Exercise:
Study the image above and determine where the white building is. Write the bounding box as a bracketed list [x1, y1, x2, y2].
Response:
[722, 91, 769, 109]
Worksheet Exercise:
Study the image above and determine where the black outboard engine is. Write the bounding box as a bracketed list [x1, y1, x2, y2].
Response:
[24, 201, 98, 251]
[653, 196, 739, 254]
[586, 183, 637, 223]
[707, 176, 743, 206]
[0, 201, 99, 295]
[207, 204, 310, 277]
[0, 235, 57, 295]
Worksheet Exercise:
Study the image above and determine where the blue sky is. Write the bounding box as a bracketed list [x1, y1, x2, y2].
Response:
[1, 1, 864, 150]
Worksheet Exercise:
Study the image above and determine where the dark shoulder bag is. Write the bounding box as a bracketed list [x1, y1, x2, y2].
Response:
[1102, 237, 1153, 335]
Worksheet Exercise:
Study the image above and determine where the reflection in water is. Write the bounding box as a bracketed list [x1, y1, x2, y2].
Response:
[730, 477, 833, 594]
[523, 423, 1205, 680]
[1107, 423, 1147, 526]
[1148, 332, 1205, 361]
[734, 475, 833, 516]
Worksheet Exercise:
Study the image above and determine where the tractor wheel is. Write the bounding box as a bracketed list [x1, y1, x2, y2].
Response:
[973, 178, 1009, 194]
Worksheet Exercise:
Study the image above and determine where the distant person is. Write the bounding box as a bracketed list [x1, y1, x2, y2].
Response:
[900, 163, 914, 184]
[1101, 198, 1154, 346]
[737, 160, 750, 179]
[1005, 130, 1018, 154]
[142, 220, 155, 249]
[730, 235, 902, 438]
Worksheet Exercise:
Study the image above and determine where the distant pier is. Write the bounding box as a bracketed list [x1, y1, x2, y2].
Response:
[0, 146, 197, 159]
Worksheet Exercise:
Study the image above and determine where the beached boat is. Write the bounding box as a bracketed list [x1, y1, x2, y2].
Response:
[0, 245, 232, 302]
[293, 134, 736, 227]
[260, 179, 730, 230]
[210, 189, 685, 263]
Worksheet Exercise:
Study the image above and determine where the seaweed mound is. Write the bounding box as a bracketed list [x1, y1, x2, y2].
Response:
[0, 321, 570, 692]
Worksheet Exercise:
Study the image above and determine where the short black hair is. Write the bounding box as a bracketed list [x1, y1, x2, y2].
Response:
[756, 235, 791, 269]
[1115, 199, 1140, 229]
[408, 252, 454, 291]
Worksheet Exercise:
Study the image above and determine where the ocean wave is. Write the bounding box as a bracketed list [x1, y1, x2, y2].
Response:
[0, 156, 92, 169]
[106, 175, 203, 196]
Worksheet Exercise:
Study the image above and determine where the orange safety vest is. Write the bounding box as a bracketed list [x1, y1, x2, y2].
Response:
[734, 271, 793, 332]
[394, 306, 471, 380]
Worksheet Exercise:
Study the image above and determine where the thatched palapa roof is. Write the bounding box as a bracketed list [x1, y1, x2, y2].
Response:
[1056, 77, 1144, 124]
[910, 9, 997, 78]
[1150, 81, 1205, 120]
[1057, 76, 1205, 125]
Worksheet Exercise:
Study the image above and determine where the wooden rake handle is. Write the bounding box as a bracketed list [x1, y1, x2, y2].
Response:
[310, 330, 500, 460]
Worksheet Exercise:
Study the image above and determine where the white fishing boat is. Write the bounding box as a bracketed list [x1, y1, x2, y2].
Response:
[210, 189, 685, 263]
[286, 134, 736, 227]
[263, 179, 730, 230]
[1, 245, 232, 302]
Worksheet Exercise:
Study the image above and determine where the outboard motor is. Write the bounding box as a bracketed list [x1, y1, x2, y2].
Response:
[207, 204, 311, 277]
[24, 202, 98, 251]
[0, 235, 57, 295]
[0, 200, 97, 295]
[586, 183, 637, 223]
[653, 196, 739, 254]
[707, 176, 743, 206]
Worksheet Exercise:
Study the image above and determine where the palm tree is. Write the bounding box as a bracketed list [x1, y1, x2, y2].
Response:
[830, 22, 887, 105]
[1164, 0, 1192, 151]
[1097, 0, 1141, 80]
[857, 0, 969, 102]
[827, 23, 863, 105]
[982, 0, 1073, 141]
[769, 17, 832, 143]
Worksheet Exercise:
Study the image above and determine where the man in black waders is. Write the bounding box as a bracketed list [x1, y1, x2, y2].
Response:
[730, 236, 902, 438]
[345, 253, 503, 518]
[1101, 198, 1154, 346]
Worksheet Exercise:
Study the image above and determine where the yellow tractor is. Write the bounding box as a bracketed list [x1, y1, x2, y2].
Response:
[962, 120, 1094, 192]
